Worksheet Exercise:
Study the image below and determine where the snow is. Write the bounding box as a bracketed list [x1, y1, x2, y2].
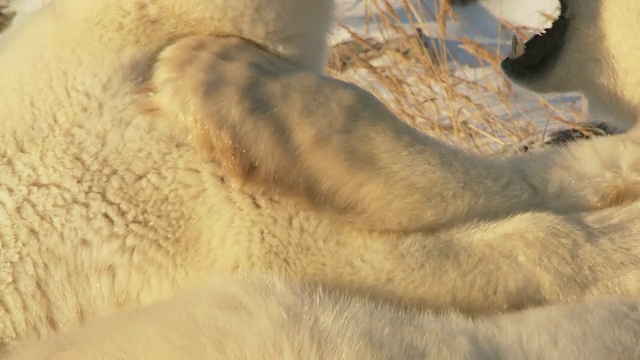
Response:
[4, 0, 586, 151]
[331, 0, 586, 151]
[334, 0, 559, 44]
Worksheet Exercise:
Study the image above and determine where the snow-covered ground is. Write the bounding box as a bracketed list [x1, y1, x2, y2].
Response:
[334, 0, 560, 44]
[331, 0, 587, 152]
[3, 0, 587, 152]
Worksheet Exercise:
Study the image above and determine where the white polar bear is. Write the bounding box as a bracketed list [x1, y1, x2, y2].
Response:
[4, 275, 640, 360]
[208, 0, 640, 228]
[2, 0, 640, 349]
[502, 0, 640, 131]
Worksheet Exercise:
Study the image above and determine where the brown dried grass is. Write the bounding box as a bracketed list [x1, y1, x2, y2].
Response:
[328, 0, 589, 155]
[0, 0, 590, 154]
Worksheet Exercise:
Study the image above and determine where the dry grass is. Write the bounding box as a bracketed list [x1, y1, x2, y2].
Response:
[328, 0, 590, 155]
[0, 0, 592, 155]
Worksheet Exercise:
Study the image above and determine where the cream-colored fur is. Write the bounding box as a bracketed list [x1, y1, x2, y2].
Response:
[4, 274, 640, 360]
[503, 0, 640, 131]
[181, 33, 640, 231]
[2, 0, 640, 351]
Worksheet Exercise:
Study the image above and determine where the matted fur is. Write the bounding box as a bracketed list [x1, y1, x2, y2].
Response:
[2, 0, 640, 355]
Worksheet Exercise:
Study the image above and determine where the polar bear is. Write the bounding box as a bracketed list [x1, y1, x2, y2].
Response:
[3, 0, 640, 348]
[174, 1, 640, 232]
[4, 275, 640, 360]
[502, 0, 638, 130]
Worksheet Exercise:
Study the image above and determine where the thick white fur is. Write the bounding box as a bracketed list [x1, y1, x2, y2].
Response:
[178, 34, 640, 228]
[3, 0, 640, 353]
[5, 275, 640, 360]
[504, 0, 640, 131]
